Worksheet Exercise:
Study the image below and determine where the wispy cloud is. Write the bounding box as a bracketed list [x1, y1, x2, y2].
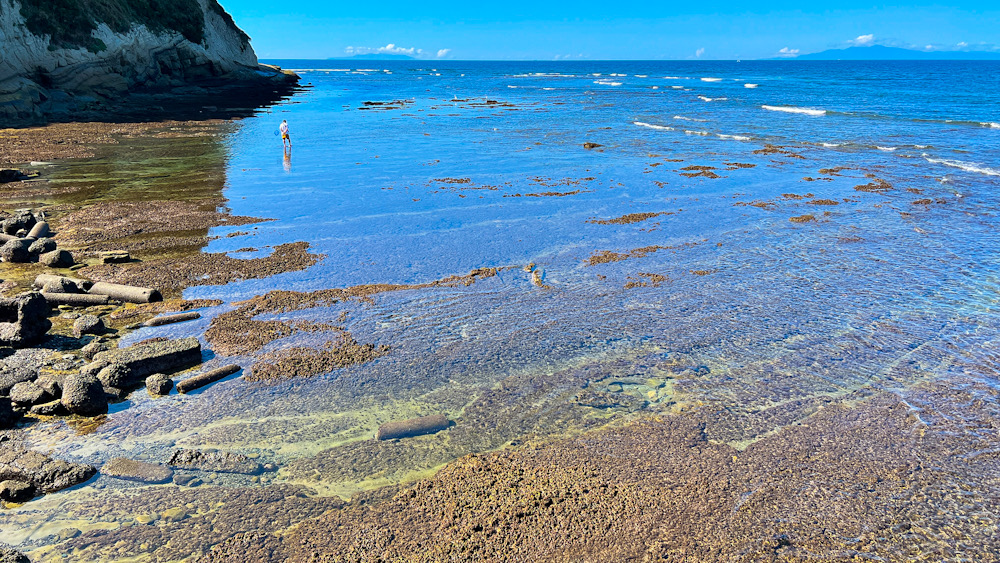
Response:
[777, 47, 800, 57]
[849, 34, 876, 46]
[695, 47, 705, 58]
[344, 44, 452, 59]
[957, 41, 968, 48]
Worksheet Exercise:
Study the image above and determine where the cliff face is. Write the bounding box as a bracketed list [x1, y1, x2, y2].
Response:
[0, 0, 297, 123]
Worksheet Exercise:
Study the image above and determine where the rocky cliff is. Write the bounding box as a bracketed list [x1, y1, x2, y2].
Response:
[0, 0, 298, 123]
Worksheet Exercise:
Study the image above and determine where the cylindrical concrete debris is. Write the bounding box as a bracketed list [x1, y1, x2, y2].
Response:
[34, 274, 91, 292]
[26, 221, 49, 239]
[143, 312, 201, 327]
[89, 282, 161, 304]
[176, 364, 241, 394]
[41, 293, 109, 306]
[375, 414, 450, 441]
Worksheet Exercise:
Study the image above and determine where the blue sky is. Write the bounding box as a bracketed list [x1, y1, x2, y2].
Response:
[225, 1, 1000, 60]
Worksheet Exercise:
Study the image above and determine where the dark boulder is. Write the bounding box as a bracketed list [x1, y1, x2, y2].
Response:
[0, 399, 21, 430]
[0, 479, 35, 502]
[27, 238, 56, 255]
[0, 239, 30, 263]
[2, 211, 35, 235]
[0, 169, 28, 183]
[0, 546, 31, 563]
[8, 382, 50, 406]
[39, 250, 74, 268]
[145, 373, 173, 396]
[72, 315, 104, 338]
[0, 446, 97, 494]
[60, 373, 107, 416]
[0, 293, 51, 347]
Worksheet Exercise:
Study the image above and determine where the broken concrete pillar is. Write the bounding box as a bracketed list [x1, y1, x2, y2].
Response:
[176, 364, 240, 394]
[88, 282, 161, 304]
[375, 414, 450, 441]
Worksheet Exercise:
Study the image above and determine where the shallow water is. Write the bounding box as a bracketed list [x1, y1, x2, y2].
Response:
[3, 61, 1000, 560]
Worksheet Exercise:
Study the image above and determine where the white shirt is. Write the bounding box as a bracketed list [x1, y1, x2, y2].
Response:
[279, 122, 289, 134]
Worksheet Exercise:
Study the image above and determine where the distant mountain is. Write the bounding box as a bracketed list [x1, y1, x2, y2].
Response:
[776, 45, 1000, 61]
[327, 54, 415, 60]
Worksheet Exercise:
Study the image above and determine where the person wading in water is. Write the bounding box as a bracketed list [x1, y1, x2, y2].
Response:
[280, 119, 292, 149]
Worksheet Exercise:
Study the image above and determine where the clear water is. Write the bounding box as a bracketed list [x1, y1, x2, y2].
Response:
[4, 61, 1000, 559]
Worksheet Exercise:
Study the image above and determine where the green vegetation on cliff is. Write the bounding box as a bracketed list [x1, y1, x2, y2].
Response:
[17, 0, 249, 53]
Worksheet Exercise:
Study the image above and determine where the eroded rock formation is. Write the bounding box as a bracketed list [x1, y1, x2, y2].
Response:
[0, 0, 298, 122]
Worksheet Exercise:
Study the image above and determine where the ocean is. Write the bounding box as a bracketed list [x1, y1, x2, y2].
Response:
[4, 60, 1000, 559]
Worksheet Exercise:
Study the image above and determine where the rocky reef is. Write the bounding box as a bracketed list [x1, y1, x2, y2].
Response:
[0, 0, 298, 123]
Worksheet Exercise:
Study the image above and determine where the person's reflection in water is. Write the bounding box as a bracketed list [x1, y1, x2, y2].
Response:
[282, 149, 292, 173]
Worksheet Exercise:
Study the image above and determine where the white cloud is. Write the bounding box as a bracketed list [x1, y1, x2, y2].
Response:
[777, 47, 800, 57]
[695, 47, 705, 58]
[957, 41, 968, 48]
[849, 34, 875, 46]
[925, 44, 933, 50]
[345, 43, 424, 56]
[436, 49, 451, 58]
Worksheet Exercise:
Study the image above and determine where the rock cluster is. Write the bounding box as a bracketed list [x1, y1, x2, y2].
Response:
[0, 210, 73, 267]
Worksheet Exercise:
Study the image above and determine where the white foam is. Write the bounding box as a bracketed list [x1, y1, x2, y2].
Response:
[876, 146, 897, 152]
[635, 74, 648, 78]
[762, 105, 826, 116]
[983, 122, 1000, 129]
[923, 155, 1000, 176]
[685, 130, 711, 136]
[717, 134, 751, 141]
[356, 68, 378, 72]
[508, 85, 517, 88]
[664, 76, 681, 79]
[701, 77, 723, 82]
[671, 86, 684, 89]
[651, 86, 659, 89]
[610, 73, 627, 77]
[542, 87, 556, 91]
[633, 121, 675, 131]
[595, 80, 622, 86]
[699, 96, 727, 102]
[744, 83, 758, 88]
[673, 116, 707, 122]
[821, 143, 842, 148]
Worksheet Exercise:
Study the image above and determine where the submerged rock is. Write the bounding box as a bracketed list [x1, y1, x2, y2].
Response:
[168, 448, 263, 475]
[101, 458, 173, 484]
